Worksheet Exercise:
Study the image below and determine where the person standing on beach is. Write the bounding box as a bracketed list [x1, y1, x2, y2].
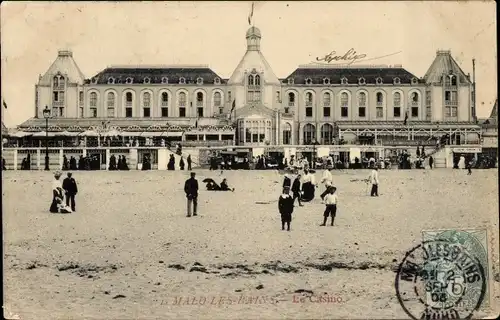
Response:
[320, 168, 333, 200]
[278, 186, 294, 231]
[321, 187, 338, 226]
[62, 172, 78, 212]
[184, 172, 199, 217]
[466, 159, 472, 175]
[368, 167, 379, 197]
[187, 155, 192, 171]
[283, 174, 292, 189]
[291, 174, 303, 206]
[428, 156, 434, 169]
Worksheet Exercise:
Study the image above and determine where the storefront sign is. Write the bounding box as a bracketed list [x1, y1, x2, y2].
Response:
[453, 147, 482, 153]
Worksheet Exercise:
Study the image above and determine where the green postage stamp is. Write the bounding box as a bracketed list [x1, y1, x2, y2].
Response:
[422, 228, 490, 309]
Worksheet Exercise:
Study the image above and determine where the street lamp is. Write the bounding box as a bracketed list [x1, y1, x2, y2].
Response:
[311, 138, 318, 169]
[43, 106, 51, 170]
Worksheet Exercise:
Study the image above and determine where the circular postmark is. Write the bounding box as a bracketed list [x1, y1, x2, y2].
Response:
[395, 239, 486, 320]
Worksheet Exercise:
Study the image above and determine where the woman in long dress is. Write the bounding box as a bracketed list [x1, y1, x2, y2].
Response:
[50, 171, 71, 213]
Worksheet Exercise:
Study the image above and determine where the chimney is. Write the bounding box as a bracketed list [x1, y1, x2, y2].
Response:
[58, 50, 73, 57]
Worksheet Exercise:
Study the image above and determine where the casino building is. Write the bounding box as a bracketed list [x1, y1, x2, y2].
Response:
[6, 26, 486, 169]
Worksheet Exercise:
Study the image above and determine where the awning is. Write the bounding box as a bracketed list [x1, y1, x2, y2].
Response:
[79, 130, 100, 137]
[33, 131, 57, 137]
[161, 131, 183, 137]
[141, 131, 162, 137]
[103, 129, 121, 137]
[11, 131, 33, 138]
[121, 131, 143, 137]
[55, 130, 79, 137]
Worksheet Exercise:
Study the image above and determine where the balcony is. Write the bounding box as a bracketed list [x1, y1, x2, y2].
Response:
[376, 102, 383, 106]
[196, 101, 203, 107]
[305, 102, 313, 107]
[53, 101, 64, 107]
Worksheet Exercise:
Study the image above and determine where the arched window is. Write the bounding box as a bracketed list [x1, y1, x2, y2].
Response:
[161, 77, 168, 84]
[108, 77, 115, 84]
[53, 76, 59, 88]
[303, 124, 316, 144]
[323, 92, 331, 106]
[178, 92, 187, 117]
[393, 92, 402, 118]
[107, 92, 115, 117]
[412, 92, 419, 103]
[358, 92, 367, 106]
[214, 92, 222, 107]
[161, 92, 169, 106]
[248, 75, 254, 85]
[305, 92, 313, 106]
[196, 92, 204, 117]
[143, 92, 151, 107]
[124, 92, 133, 118]
[254, 75, 261, 86]
[282, 123, 292, 145]
[288, 92, 295, 106]
[451, 76, 457, 86]
[321, 123, 334, 145]
[90, 92, 97, 107]
[58, 76, 65, 86]
[376, 92, 384, 104]
[340, 92, 349, 117]
[411, 92, 419, 118]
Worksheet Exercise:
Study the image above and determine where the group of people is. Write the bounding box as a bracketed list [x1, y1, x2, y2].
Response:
[50, 171, 78, 214]
[167, 154, 192, 171]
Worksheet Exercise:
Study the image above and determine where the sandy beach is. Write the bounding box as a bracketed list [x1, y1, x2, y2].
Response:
[3, 169, 499, 319]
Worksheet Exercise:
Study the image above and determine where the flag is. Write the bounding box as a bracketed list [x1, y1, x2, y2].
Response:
[248, 2, 254, 25]
[230, 99, 236, 113]
[403, 111, 408, 125]
[2, 99, 7, 109]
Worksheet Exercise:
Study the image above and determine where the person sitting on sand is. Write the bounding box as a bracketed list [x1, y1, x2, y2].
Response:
[220, 178, 235, 192]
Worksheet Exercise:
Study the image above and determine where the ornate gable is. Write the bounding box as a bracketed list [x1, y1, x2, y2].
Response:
[235, 104, 275, 119]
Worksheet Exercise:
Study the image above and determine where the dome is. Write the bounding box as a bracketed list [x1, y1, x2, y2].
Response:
[246, 26, 261, 38]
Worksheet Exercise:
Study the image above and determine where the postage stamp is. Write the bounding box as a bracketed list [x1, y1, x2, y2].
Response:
[395, 238, 487, 320]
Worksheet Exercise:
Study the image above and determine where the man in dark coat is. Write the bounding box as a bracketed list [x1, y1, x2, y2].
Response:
[184, 172, 199, 217]
[429, 156, 434, 169]
[62, 172, 78, 212]
[187, 155, 192, 171]
[291, 174, 303, 206]
[278, 186, 294, 231]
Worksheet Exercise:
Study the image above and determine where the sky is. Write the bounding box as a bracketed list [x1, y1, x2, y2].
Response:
[1, 1, 497, 127]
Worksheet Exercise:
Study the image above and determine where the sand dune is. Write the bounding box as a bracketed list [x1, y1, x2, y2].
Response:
[3, 169, 499, 319]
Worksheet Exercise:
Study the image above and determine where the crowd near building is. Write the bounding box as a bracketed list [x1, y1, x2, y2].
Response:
[1, 26, 497, 170]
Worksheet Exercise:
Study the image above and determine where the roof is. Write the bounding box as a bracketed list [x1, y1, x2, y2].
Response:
[490, 99, 497, 118]
[39, 50, 86, 85]
[86, 66, 226, 85]
[1, 121, 7, 135]
[283, 66, 422, 85]
[423, 50, 471, 85]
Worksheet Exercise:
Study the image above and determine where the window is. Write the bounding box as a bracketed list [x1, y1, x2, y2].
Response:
[144, 77, 151, 84]
[305, 92, 313, 106]
[376, 77, 383, 85]
[108, 77, 115, 84]
[394, 77, 401, 85]
[425, 90, 431, 120]
[282, 123, 291, 145]
[323, 78, 330, 85]
[340, 92, 348, 117]
[248, 75, 254, 85]
[219, 107, 224, 114]
[143, 92, 151, 107]
[107, 92, 115, 117]
[323, 107, 331, 117]
[394, 92, 401, 117]
[179, 107, 186, 117]
[376, 92, 384, 104]
[288, 92, 295, 106]
[143, 107, 151, 117]
[161, 92, 169, 106]
[197, 107, 203, 117]
[303, 124, 316, 144]
[276, 91, 281, 103]
[359, 106, 366, 117]
[376, 106, 383, 118]
[288, 78, 294, 85]
[196, 77, 203, 85]
[214, 78, 221, 85]
[59, 76, 65, 87]
[126, 77, 133, 84]
[161, 107, 169, 117]
[125, 92, 133, 106]
[323, 92, 331, 106]
[358, 92, 366, 106]
[411, 106, 418, 117]
[90, 108, 97, 118]
[321, 124, 334, 145]
[79, 91, 84, 106]
[214, 92, 222, 107]
[341, 77, 348, 85]
[79, 107, 84, 118]
[228, 91, 232, 102]
[125, 108, 133, 118]
[179, 92, 186, 106]
[161, 77, 168, 84]
[179, 77, 186, 84]
[358, 77, 366, 85]
[411, 77, 418, 85]
[306, 107, 313, 117]
[254, 75, 260, 86]
[305, 78, 312, 85]
[53, 92, 59, 102]
[196, 92, 204, 106]
[53, 76, 58, 88]
[451, 76, 457, 86]
[90, 92, 97, 107]
[411, 92, 419, 103]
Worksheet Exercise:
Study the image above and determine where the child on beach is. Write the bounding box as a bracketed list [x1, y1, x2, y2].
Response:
[321, 187, 338, 226]
[278, 186, 294, 231]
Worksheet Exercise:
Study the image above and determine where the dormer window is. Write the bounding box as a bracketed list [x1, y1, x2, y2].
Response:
[358, 77, 366, 85]
[117, 79, 122, 84]
[126, 77, 133, 84]
[161, 77, 168, 84]
[411, 77, 418, 85]
[323, 78, 330, 85]
[393, 77, 401, 85]
[143, 77, 151, 84]
[341, 77, 348, 85]
[214, 77, 221, 85]
[196, 77, 203, 85]
[305, 78, 312, 85]
[376, 77, 383, 85]
[179, 77, 186, 84]
[108, 77, 115, 84]
[91, 78, 98, 84]
[288, 78, 295, 85]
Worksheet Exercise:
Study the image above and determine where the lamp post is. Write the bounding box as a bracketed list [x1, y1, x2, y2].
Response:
[43, 106, 51, 170]
[311, 138, 317, 169]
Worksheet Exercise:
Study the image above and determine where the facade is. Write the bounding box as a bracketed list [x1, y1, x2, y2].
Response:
[18, 26, 482, 148]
